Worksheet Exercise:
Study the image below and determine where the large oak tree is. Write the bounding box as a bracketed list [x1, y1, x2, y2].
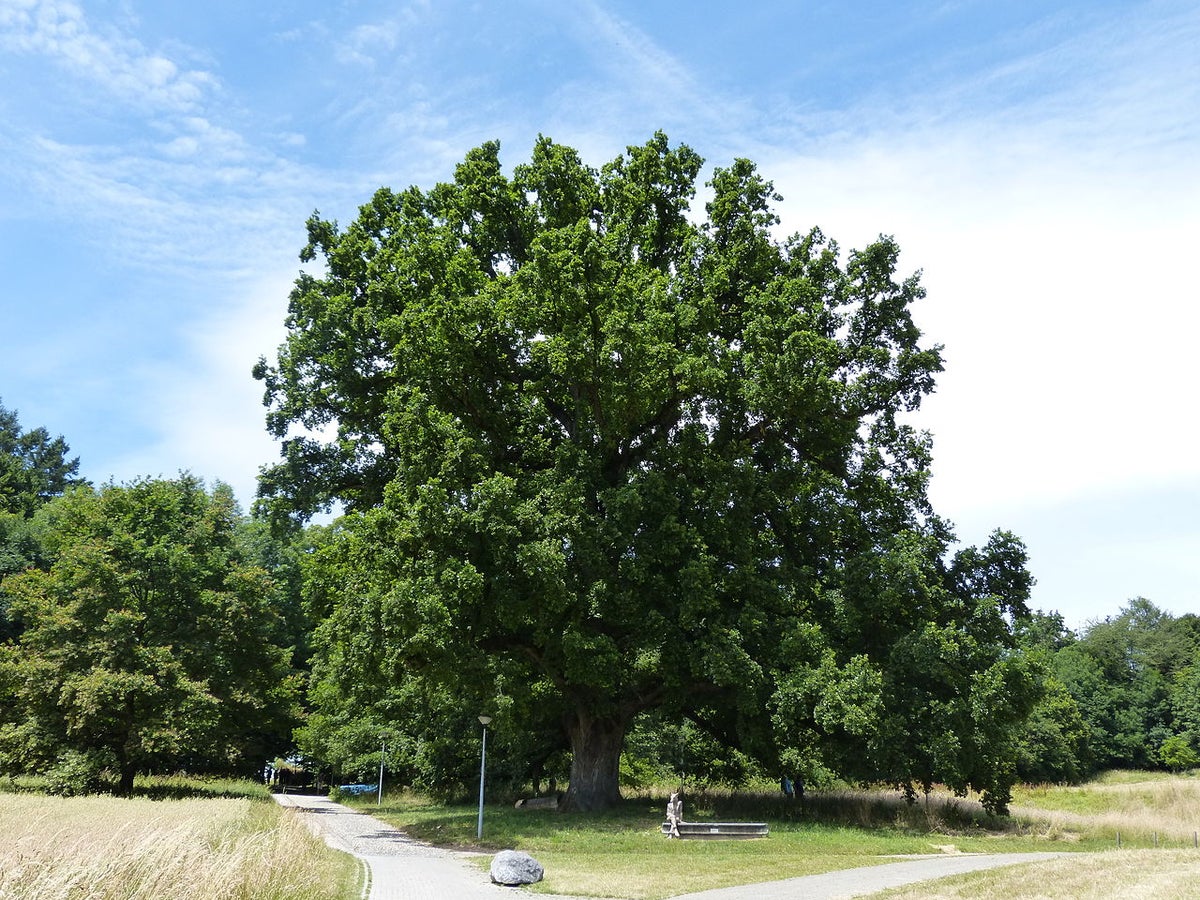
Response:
[257, 133, 1036, 811]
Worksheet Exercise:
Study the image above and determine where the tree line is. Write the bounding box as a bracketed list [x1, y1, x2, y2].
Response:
[0, 404, 299, 794]
[1, 134, 1195, 807]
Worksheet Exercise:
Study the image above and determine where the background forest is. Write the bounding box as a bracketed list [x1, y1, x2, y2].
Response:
[2, 137, 1197, 809]
[3, 400, 1200, 803]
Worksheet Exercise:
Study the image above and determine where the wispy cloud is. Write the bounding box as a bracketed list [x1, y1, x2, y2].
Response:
[0, 0, 217, 112]
[7, 131, 317, 276]
[335, 18, 405, 67]
[755, 1, 1200, 523]
[101, 269, 296, 505]
[539, 0, 750, 150]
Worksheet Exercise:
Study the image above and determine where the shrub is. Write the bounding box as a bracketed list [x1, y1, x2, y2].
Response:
[44, 750, 107, 797]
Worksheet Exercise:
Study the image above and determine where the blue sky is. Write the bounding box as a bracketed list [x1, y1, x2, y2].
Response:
[1, 0, 1197, 630]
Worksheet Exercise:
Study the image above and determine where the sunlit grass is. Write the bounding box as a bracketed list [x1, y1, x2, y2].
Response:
[356, 787, 1089, 899]
[874, 850, 1200, 900]
[0, 788, 363, 900]
[1009, 770, 1200, 845]
[343, 772, 1200, 899]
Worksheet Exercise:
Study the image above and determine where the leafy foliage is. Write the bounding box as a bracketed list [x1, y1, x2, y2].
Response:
[257, 133, 1036, 811]
[0, 399, 86, 518]
[1010, 599, 1200, 783]
[0, 400, 88, 640]
[0, 476, 299, 793]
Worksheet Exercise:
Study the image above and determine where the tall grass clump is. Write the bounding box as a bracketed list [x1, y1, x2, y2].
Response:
[1010, 774, 1200, 845]
[0, 793, 362, 900]
[874, 850, 1200, 900]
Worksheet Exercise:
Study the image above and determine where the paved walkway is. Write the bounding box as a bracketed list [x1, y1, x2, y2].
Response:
[275, 792, 516, 900]
[273, 793, 1065, 900]
[670, 853, 1067, 899]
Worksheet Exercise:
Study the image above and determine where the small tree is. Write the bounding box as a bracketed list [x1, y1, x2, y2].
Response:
[1158, 734, 1200, 773]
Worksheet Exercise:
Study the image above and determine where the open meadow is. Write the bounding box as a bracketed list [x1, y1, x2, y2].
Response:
[0, 781, 362, 900]
[354, 772, 1200, 899]
[2, 772, 1198, 900]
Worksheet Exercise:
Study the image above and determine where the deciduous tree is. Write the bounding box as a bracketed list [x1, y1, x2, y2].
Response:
[0, 476, 298, 794]
[257, 133, 1033, 810]
[0, 400, 85, 518]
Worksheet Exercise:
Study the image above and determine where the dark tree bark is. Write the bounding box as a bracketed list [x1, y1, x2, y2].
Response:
[118, 760, 136, 797]
[561, 711, 627, 811]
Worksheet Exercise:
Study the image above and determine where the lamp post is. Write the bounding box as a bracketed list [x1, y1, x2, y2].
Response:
[477, 715, 492, 840]
[377, 740, 385, 806]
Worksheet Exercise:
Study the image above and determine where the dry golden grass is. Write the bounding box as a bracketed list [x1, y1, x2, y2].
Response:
[0, 793, 362, 900]
[874, 850, 1200, 899]
[1011, 776, 1200, 845]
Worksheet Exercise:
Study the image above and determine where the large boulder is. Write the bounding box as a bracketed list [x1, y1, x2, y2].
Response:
[490, 849, 544, 885]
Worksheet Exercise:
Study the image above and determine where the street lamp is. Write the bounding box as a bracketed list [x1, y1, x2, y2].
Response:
[377, 740, 385, 806]
[477, 715, 492, 840]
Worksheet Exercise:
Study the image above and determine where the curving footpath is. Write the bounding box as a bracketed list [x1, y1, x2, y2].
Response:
[275, 792, 516, 900]
[669, 852, 1067, 899]
[274, 793, 1064, 900]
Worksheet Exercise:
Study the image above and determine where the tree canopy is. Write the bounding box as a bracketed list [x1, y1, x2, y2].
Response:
[256, 133, 1038, 811]
[0, 399, 85, 518]
[0, 476, 299, 794]
[0, 400, 88, 640]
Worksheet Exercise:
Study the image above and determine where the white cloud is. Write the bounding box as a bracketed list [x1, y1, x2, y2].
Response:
[770, 155, 1197, 512]
[336, 21, 400, 66]
[332, 2, 427, 67]
[755, 2, 1199, 524]
[0, 0, 217, 112]
[157, 116, 249, 161]
[732, 2, 1200, 625]
[104, 269, 296, 510]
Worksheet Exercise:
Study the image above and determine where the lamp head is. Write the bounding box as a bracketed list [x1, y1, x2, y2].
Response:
[478, 715, 492, 726]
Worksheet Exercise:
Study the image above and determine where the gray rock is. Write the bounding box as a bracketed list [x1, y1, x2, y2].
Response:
[490, 849, 544, 885]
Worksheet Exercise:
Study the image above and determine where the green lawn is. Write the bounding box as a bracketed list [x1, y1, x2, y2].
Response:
[354, 788, 1101, 899]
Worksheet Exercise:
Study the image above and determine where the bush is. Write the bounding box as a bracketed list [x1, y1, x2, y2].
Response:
[44, 750, 107, 797]
[1158, 735, 1200, 772]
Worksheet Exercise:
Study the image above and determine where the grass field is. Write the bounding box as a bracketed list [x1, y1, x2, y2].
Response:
[356, 787, 1074, 898]
[0, 780, 363, 900]
[3, 772, 1197, 899]
[874, 850, 1200, 899]
[353, 773, 1200, 899]
[1010, 771, 1200, 844]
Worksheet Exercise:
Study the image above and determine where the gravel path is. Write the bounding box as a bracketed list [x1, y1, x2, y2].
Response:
[274, 792, 513, 900]
[273, 793, 1065, 900]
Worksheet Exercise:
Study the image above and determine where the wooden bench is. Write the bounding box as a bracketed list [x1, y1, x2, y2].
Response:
[660, 821, 768, 839]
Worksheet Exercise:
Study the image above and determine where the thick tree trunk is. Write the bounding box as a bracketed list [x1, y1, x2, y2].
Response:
[118, 762, 136, 797]
[116, 705, 136, 796]
[561, 711, 626, 811]
[113, 734, 135, 796]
